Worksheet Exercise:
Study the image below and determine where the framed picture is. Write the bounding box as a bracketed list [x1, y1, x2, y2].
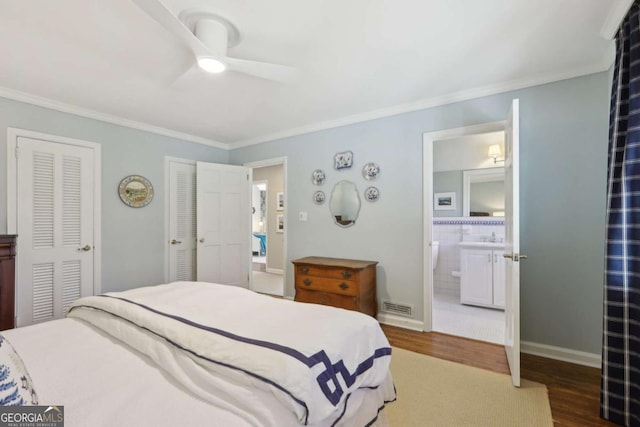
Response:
[118, 175, 154, 208]
[276, 214, 284, 233]
[434, 192, 456, 210]
[276, 192, 284, 211]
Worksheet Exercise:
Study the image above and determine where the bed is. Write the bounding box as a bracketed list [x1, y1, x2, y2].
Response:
[0, 281, 396, 426]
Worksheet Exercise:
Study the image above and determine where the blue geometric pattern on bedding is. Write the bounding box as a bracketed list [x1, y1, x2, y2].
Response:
[0, 335, 38, 406]
[89, 294, 391, 408]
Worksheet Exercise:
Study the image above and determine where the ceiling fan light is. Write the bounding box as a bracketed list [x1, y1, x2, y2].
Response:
[197, 57, 226, 73]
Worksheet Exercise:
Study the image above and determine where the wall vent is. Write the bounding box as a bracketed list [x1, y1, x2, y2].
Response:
[381, 300, 414, 318]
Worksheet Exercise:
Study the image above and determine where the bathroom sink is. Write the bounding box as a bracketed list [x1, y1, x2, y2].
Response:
[458, 241, 505, 249]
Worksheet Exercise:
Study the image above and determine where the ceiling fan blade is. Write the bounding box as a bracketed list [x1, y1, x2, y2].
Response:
[131, 0, 210, 58]
[224, 57, 296, 83]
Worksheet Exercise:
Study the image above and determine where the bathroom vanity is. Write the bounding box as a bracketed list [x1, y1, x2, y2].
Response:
[459, 241, 505, 309]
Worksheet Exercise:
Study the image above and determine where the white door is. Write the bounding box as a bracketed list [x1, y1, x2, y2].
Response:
[16, 137, 95, 326]
[168, 160, 196, 282]
[504, 98, 522, 387]
[196, 162, 251, 287]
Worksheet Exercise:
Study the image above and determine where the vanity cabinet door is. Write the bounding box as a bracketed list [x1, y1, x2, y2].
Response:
[460, 249, 493, 306]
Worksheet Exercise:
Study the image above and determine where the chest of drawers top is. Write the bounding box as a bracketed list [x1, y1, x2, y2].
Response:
[291, 256, 378, 269]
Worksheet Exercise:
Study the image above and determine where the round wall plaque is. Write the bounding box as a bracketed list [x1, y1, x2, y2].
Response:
[118, 175, 154, 208]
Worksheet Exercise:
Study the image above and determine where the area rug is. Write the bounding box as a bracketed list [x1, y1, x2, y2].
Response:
[385, 347, 553, 426]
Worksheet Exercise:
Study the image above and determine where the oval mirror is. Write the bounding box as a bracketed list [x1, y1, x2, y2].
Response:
[330, 180, 360, 227]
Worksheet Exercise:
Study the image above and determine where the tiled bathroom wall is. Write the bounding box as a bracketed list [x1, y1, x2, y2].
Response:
[432, 217, 505, 296]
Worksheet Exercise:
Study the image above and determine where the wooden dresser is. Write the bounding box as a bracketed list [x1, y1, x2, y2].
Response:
[292, 256, 378, 317]
[0, 235, 16, 331]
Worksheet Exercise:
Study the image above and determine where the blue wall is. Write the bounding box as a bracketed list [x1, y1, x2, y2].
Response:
[230, 72, 610, 354]
[0, 97, 228, 292]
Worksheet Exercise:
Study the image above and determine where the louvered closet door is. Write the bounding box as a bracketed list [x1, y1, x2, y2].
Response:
[16, 137, 94, 326]
[168, 161, 196, 281]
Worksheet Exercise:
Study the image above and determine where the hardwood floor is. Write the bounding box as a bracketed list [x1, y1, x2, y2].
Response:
[381, 325, 618, 427]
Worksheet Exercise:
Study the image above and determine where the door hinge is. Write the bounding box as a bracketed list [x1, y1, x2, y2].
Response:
[15, 146, 20, 158]
[247, 174, 249, 180]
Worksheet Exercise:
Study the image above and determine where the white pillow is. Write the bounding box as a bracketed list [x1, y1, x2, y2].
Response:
[0, 334, 38, 406]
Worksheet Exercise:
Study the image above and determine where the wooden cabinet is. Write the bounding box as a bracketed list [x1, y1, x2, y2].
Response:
[0, 235, 16, 330]
[292, 257, 378, 317]
[460, 248, 505, 309]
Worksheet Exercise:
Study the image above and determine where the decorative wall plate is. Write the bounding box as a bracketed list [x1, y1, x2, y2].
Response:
[364, 186, 380, 202]
[313, 190, 326, 205]
[312, 169, 326, 185]
[362, 162, 380, 180]
[118, 175, 154, 208]
[334, 151, 353, 170]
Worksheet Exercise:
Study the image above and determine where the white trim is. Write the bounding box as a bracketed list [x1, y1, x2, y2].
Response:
[423, 121, 506, 332]
[521, 341, 601, 368]
[601, 0, 634, 40]
[6, 127, 102, 296]
[377, 313, 424, 332]
[1, 63, 610, 152]
[266, 268, 284, 275]
[164, 157, 197, 283]
[0, 87, 228, 150]
[244, 157, 288, 296]
[232, 63, 609, 148]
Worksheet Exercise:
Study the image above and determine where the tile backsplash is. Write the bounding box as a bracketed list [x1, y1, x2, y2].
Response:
[432, 217, 505, 296]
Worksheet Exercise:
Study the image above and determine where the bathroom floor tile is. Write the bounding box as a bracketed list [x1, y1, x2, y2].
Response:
[432, 292, 505, 345]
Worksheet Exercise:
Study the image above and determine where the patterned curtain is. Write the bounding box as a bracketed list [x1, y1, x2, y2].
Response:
[602, 2, 640, 426]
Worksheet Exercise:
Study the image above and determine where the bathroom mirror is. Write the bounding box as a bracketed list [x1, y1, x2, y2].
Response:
[462, 167, 505, 216]
[329, 180, 360, 227]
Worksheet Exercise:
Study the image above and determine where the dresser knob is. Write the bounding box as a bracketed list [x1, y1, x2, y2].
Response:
[303, 278, 312, 286]
[301, 266, 309, 274]
[342, 270, 352, 279]
[339, 283, 349, 290]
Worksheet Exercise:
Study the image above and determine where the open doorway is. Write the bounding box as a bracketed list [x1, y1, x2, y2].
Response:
[251, 181, 268, 270]
[425, 126, 507, 345]
[246, 158, 287, 297]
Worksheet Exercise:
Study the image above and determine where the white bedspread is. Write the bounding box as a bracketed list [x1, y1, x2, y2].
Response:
[66, 282, 395, 426]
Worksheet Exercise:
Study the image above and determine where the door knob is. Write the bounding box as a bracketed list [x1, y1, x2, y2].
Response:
[170, 239, 182, 245]
[199, 238, 205, 243]
[78, 245, 91, 252]
[503, 253, 527, 262]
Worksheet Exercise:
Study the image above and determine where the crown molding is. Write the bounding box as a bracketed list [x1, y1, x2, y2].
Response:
[230, 61, 611, 149]
[0, 58, 612, 152]
[0, 86, 229, 150]
[600, 0, 633, 40]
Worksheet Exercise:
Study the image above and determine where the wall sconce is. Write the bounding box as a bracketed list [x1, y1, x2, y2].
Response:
[488, 144, 504, 164]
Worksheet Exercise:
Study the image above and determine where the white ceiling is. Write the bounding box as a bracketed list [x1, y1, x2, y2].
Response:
[0, 0, 621, 149]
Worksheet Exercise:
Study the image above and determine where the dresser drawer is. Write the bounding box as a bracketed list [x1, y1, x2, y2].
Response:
[294, 289, 358, 311]
[295, 264, 358, 281]
[0, 243, 15, 259]
[295, 275, 358, 296]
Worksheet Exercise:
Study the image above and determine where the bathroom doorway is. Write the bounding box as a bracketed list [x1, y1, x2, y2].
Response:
[426, 126, 507, 344]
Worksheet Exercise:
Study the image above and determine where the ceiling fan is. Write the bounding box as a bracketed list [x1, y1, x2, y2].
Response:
[132, 0, 296, 82]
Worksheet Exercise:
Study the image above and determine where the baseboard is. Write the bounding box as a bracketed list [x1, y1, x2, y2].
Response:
[373, 317, 602, 368]
[521, 341, 601, 368]
[266, 268, 284, 275]
[377, 313, 424, 331]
